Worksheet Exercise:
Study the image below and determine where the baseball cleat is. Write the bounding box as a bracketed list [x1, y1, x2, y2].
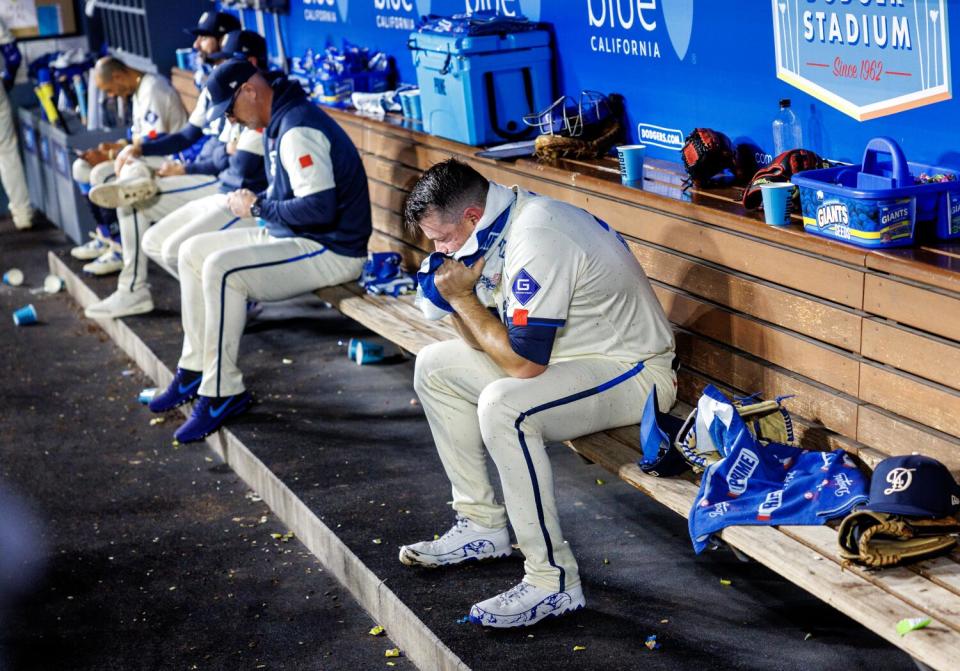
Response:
[84, 286, 154, 319]
[469, 581, 585, 629]
[88, 177, 158, 209]
[71, 234, 112, 261]
[82, 249, 124, 276]
[149, 368, 202, 413]
[399, 516, 512, 568]
[174, 391, 252, 444]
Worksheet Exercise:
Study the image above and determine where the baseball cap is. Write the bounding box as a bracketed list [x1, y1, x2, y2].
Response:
[863, 455, 960, 518]
[210, 30, 267, 64]
[186, 11, 241, 38]
[205, 59, 259, 124]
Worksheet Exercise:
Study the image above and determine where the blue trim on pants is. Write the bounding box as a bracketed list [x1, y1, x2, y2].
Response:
[513, 360, 645, 592]
[219, 216, 241, 231]
[130, 209, 140, 292]
[214, 246, 328, 396]
[159, 179, 219, 195]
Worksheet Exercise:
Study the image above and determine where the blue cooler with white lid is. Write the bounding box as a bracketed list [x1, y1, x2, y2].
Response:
[408, 13, 553, 147]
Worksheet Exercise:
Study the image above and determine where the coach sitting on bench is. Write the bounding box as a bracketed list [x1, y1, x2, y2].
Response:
[398, 159, 677, 628]
[148, 59, 371, 444]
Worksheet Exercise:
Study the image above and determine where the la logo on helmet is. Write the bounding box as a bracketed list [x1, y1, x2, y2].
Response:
[883, 467, 917, 495]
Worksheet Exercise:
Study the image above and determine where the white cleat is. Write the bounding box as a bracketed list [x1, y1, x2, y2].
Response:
[399, 516, 512, 568]
[82, 249, 124, 276]
[71, 233, 113, 261]
[84, 286, 154, 319]
[88, 177, 158, 209]
[469, 581, 585, 629]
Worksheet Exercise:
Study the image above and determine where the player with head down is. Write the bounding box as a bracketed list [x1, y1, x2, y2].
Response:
[146, 59, 371, 443]
[398, 159, 677, 627]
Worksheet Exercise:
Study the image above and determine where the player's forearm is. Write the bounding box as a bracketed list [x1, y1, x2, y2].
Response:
[449, 314, 483, 350]
[449, 294, 546, 378]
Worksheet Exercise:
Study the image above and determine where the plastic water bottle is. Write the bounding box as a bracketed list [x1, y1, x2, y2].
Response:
[772, 99, 803, 156]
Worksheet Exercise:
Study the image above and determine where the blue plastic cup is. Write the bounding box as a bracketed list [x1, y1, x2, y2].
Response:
[409, 92, 422, 122]
[3, 268, 23, 286]
[12, 304, 37, 326]
[616, 144, 646, 186]
[347, 338, 384, 365]
[760, 182, 796, 226]
[176, 48, 194, 70]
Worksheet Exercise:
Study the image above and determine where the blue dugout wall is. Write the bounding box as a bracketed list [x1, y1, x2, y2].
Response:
[222, 1, 960, 168]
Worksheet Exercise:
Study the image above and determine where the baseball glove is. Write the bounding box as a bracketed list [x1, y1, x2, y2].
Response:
[837, 510, 960, 568]
[681, 128, 737, 188]
[677, 396, 796, 474]
[534, 115, 623, 162]
[741, 149, 829, 209]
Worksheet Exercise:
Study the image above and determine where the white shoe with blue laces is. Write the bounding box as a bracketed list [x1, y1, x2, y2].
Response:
[398, 515, 512, 568]
[469, 581, 585, 628]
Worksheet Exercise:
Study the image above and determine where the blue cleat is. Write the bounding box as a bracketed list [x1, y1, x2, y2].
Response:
[148, 368, 202, 413]
[174, 391, 252, 443]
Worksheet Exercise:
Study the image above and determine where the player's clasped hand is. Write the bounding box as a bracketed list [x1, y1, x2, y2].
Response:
[156, 160, 186, 177]
[435, 256, 484, 303]
[227, 188, 258, 218]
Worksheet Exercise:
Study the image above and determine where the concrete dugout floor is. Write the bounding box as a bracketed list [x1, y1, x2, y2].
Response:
[0, 217, 914, 670]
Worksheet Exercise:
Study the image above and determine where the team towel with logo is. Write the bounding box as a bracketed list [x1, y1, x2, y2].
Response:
[415, 183, 515, 320]
[688, 386, 868, 553]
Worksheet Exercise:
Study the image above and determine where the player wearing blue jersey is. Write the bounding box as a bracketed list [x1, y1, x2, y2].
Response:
[148, 60, 372, 443]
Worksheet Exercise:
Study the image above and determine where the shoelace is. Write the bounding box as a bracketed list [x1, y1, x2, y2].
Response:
[437, 516, 471, 543]
[497, 582, 531, 607]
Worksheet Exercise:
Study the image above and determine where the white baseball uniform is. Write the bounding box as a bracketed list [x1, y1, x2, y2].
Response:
[141, 124, 264, 278]
[414, 184, 677, 593]
[0, 18, 31, 228]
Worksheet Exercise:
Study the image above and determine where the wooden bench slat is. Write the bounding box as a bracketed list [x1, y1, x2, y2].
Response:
[856, 405, 960, 474]
[862, 319, 960, 392]
[859, 364, 960, 440]
[654, 283, 861, 395]
[864, 275, 960, 342]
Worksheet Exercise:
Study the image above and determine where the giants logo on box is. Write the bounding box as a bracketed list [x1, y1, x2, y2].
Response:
[773, 0, 952, 120]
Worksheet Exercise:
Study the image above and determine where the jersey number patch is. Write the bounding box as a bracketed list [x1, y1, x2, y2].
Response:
[512, 268, 541, 306]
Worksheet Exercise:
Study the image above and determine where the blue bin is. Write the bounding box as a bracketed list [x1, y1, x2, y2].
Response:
[792, 137, 960, 247]
[408, 30, 553, 146]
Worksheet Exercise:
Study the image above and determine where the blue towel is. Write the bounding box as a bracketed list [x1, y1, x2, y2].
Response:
[416, 202, 513, 320]
[688, 386, 868, 553]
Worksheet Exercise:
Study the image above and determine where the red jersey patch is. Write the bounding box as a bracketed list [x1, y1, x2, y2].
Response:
[299, 154, 314, 168]
[147, 130, 158, 139]
[512, 309, 528, 326]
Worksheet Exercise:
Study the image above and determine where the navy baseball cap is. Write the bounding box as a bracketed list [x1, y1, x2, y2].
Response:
[863, 455, 960, 518]
[186, 11, 241, 38]
[205, 59, 259, 124]
[210, 30, 267, 64]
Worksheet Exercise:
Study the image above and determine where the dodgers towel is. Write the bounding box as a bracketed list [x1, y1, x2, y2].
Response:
[688, 386, 868, 553]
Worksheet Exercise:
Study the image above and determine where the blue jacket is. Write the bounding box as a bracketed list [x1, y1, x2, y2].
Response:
[257, 77, 371, 257]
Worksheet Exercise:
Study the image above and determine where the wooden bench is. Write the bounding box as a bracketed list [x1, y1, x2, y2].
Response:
[317, 284, 960, 671]
[168, 71, 960, 668]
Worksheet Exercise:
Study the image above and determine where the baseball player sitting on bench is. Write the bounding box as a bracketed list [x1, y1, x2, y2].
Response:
[147, 60, 372, 444]
[83, 30, 269, 320]
[70, 57, 188, 277]
[398, 159, 677, 628]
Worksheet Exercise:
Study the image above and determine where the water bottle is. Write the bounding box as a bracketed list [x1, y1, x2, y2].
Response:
[772, 98, 803, 156]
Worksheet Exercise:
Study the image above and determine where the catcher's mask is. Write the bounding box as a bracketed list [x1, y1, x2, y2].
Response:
[523, 90, 611, 138]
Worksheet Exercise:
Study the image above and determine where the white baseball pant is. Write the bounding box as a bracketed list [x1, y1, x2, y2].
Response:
[413, 339, 677, 592]
[0, 85, 31, 226]
[177, 227, 365, 397]
[141, 192, 256, 278]
[115, 170, 220, 292]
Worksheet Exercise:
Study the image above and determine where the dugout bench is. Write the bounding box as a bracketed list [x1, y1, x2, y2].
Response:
[171, 68, 960, 670]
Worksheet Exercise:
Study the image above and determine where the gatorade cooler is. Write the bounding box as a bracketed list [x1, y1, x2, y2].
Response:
[408, 27, 553, 147]
[793, 137, 960, 247]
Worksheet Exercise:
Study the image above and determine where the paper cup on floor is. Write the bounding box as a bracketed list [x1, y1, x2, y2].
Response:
[3, 268, 24, 286]
[12, 304, 37, 326]
[43, 274, 64, 294]
[616, 144, 646, 186]
[760, 182, 796, 226]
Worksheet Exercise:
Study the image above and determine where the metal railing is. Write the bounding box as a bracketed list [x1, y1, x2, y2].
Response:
[94, 0, 154, 72]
